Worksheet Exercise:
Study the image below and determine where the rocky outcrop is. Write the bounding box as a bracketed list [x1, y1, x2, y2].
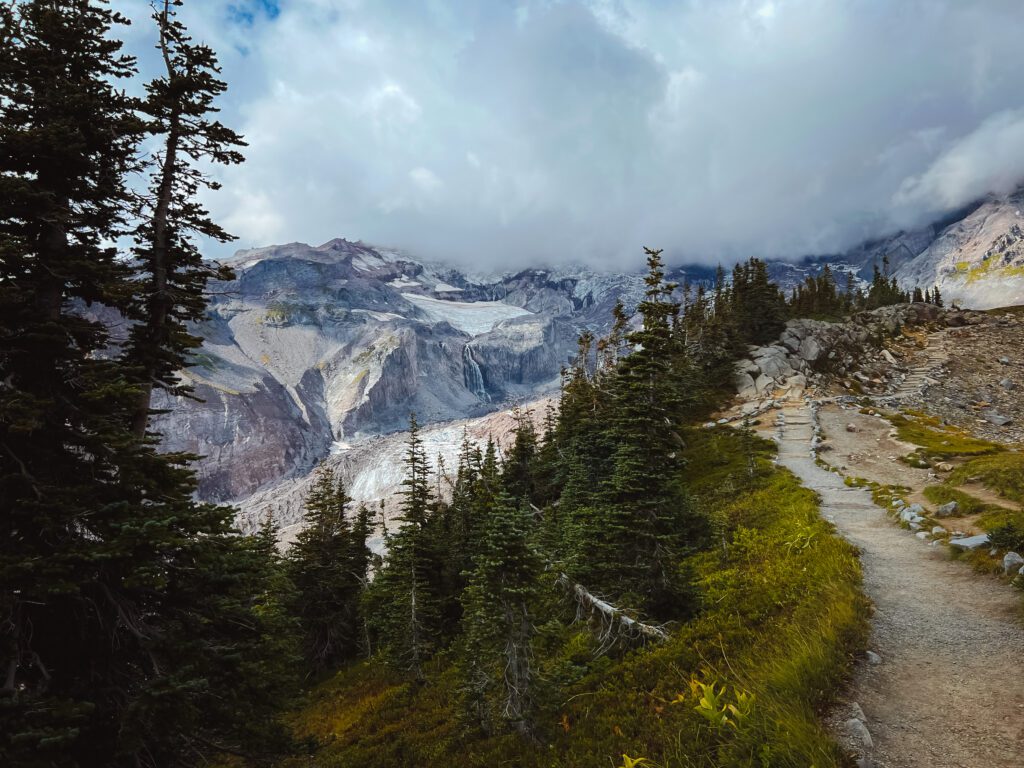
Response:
[732, 303, 955, 402]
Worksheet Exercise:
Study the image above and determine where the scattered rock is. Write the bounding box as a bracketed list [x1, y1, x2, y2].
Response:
[935, 461, 953, 472]
[846, 423, 858, 433]
[982, 410, 1013, 427]
[865, 650, 882, 664]
[949, 533, 991, 550]
[1003, 551, 1024, 574]
[998, 356, 1011, 365]
[850, 702, 867, 721]
[931, 526, 946, 536]
[844, 718, 874, 750]
[935, 501, 959, 517]
[999, 377, 1015, 391]
[915, 531, 929, 540]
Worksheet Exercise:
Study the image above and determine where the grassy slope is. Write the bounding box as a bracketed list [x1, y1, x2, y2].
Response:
[279, 429, 870, 768]
[883, 410, 1024, 554]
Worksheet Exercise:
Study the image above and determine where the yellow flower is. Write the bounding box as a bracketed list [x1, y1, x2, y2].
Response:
[620, 755, 648, 768]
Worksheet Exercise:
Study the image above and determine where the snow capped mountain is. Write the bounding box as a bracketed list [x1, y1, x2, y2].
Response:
[160, 195, 1024, 514]
[155, 239, 659, 504]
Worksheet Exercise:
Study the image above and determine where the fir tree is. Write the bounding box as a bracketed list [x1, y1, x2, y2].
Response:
[590, 248, 707, 615]
[287, 467, 369, 671]
[363, 415, 443, 679]
[460, 490, 542, 735]
[0, 4, 294, 763]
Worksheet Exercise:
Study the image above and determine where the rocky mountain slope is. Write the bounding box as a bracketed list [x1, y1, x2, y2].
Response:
[160, 191, 1024, 514]
[155, 239, 652, 502]
[895, 189, 1024, 309]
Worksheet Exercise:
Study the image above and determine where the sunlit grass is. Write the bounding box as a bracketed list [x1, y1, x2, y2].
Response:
[276, 429, 870, 768]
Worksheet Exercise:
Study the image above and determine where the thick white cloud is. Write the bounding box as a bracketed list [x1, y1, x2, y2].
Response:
[119, 0, 1024, 268]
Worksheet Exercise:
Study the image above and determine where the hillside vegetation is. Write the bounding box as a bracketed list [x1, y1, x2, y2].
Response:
[280, 427, 869, 768]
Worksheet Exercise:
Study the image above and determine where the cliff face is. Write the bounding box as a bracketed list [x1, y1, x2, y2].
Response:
[154, 239, 646, 502]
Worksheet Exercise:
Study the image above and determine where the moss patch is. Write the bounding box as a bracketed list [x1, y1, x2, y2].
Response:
[886, 411, 1001, 459]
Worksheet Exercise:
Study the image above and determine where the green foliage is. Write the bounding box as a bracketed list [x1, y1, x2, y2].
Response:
[886, 411, 1002, 459]
[363, 415, 445, 679]
[922, 485, 1008, 517]
[947, 453, 1024, 503]
[286, 468, 372, 671]
[459, 490, 543, 734]
[0, 3, 295, 764]
[278, 429, 869, 768]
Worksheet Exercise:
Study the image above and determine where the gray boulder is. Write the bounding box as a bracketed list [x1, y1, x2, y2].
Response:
[982, 411, 1013, 427]
[798, 336, 823, 363]
[734, 371, 757, 398]
[844, 718, 874, 750]
[949, 534, 990, 550]
[935, 501, 959, 517]
[1002, 551, 1024, 574]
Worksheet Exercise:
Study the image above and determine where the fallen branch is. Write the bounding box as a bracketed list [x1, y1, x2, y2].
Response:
[556, 573, 669, 648]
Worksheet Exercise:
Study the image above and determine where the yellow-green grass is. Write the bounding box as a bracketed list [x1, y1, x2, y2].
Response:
[948, 453, 1024, 504]
[921, 485, 1010, 517]
[277, 429, 870, 768]
[886, 411, 1001, 459]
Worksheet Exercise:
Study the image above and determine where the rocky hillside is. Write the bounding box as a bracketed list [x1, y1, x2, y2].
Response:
[895, 189, 1024, 309]
[155, 239, 654, 502]
[160, 192, 1024, 512]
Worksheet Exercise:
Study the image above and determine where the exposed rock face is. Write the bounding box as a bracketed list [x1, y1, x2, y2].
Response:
[155, 239, 657, 503]
[731, 303, 952, 402]
[895, 189, 1024, 309]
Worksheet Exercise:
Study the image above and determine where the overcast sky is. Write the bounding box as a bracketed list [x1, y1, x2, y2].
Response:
[117, 0, 1024, 269]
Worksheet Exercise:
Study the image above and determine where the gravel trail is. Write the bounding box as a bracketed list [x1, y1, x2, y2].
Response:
[774, 401, 1024, 767]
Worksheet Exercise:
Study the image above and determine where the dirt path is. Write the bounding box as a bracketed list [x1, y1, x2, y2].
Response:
[773, 401, 1024, 767]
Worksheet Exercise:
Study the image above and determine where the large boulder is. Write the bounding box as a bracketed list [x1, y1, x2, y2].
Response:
[1003, 551, 1024, 574]
[798, 336, 823, 363]
[734, 371, 757, 398]
[949, 533, 990, 550]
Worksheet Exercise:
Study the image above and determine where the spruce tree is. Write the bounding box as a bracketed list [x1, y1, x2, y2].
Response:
[503, 406, 538, 506]
[0, 4, 295, 764]
[363, 415, 443, 679]
[596, 249, 707, 616]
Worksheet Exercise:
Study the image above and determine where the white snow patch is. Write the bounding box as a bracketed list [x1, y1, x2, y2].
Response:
[352, 253, 386, 272]
[351, 308, 403, 321]
[387, 276, 421, 289]
[433, 281, 463, 292]
[401, 293, 531, 335]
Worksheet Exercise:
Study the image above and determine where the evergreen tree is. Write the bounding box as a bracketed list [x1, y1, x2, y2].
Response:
[460, 489, 542, 735]
[126, 0, 244, 438]
[503, 406, 538, 506]
[287, 467, 369, 671]
[586, 249, 707, 616]
[0, 4, 294, 764]
[363, 415, 443, 679]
